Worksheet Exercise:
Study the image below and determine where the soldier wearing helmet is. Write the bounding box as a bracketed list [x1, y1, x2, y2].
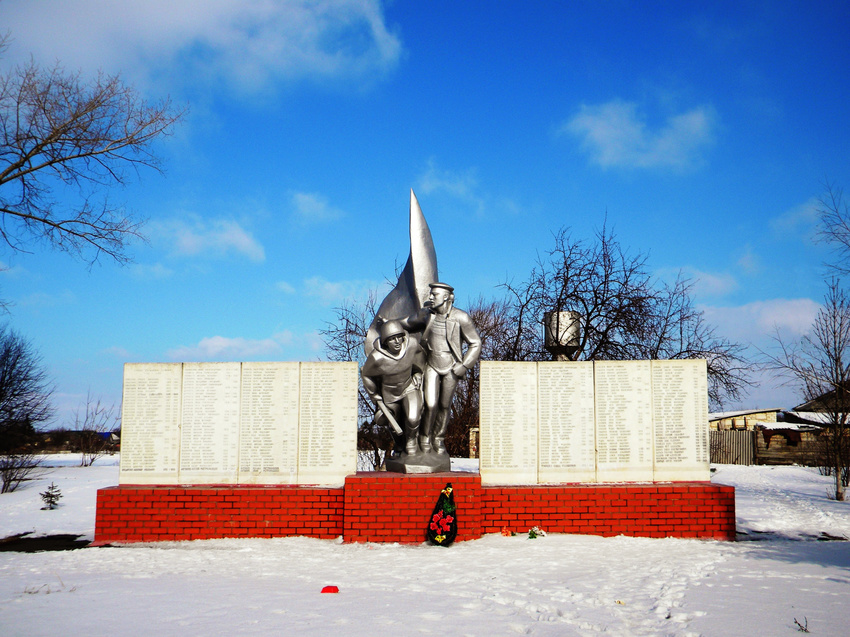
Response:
[361, 319, 426, 455]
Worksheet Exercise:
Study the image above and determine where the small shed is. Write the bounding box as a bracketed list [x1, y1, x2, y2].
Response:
[709, 410, 825, 466]
[709, 408, 782, 431]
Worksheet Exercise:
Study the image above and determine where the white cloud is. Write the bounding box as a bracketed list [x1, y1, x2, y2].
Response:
[303, 276, 381, 306]
[167, 332, 293, 361]
[130, 262, 174, 280]
[305, 331, 324, 353]
[416, 160, 485, 215]
[290, 192, 344, 226]
[656, 267, 738, 299]
[1, 0, 402, 94]
[0, 261, 27, 278]
[276, 281, 296, 294]
[690, 271, 738, 298]
[18, 290, 76, 308]
[563, 100, 717, 169]
[701, 298, 820, 345]
[102, 346, 132, 359]
[770, 197, 820, 237]
[736, 245, 761, 275]
[155, 217, 265, 262]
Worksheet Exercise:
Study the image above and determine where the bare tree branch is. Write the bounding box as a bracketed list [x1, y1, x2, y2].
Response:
[500, 223, 752, 408]
[0, 42, 185, 265]
[816, 180, 850, 277]
[69, 389, 120, 467]
[762, 279, 850, 500]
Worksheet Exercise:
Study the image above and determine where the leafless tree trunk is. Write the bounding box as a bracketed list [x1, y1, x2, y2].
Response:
[0, 37, 185, 265]
[71, 391, 119, 467]
[764, 280, 850, 500]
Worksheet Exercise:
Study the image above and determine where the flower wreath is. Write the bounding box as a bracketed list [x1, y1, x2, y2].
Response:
[426, 482, 458, 546]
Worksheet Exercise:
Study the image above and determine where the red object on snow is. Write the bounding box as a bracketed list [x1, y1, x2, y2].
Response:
[321, 586, 339, 594]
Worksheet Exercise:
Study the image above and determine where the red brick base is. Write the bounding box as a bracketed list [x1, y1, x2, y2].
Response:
[93, 485, 344, 544]
[93, 472, 735, 545]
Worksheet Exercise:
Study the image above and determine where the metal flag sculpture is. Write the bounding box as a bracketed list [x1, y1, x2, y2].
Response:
[364, 189, 438, 356]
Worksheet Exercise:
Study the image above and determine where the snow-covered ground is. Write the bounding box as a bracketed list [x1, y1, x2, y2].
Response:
[1, 457, 848, 636]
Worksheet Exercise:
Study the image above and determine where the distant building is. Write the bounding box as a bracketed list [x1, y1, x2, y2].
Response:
[709, 409, 824, 466]
[709, 408, 781, 431]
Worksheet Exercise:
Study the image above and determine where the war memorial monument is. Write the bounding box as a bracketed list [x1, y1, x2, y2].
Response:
[93, 191, 735, 545]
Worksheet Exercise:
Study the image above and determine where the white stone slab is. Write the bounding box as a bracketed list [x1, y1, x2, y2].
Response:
[178, 362, 242, 484]
[119, 363, 182, 485]
[297, 362, 358, 485]
[594, 360, 654, 482]
[479, 361, 538, 485]
[537, 362, 597, 483]
[238, 362, 301, 484]
[652, 359, 710, 481]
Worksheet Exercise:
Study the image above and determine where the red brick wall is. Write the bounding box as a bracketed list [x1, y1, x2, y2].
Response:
[93, 485, 344, 544]
[343, 472, 481, 543]
[94, 474, 736, 544]
[481, 483, 736, 540]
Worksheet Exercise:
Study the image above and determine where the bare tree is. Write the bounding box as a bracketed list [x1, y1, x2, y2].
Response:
[817, 181, 850, 276]
[70, 390, 120, 467]
[0, 325, 52, 492]
[764, 280, 850, 500]
[0, 38, 185, 265]
[500, 224, 751, 408]
[446, 297, 516, 456]
[0, 452, 46, 493]
[0, 325, 53, 444]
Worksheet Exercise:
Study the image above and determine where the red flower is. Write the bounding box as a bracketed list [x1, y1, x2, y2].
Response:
[430, 522, 438, 530]
[445, 515, 454, 524]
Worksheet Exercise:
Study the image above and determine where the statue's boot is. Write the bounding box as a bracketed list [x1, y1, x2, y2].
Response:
[405, 422, 420, 455]
[391, 429, 405, 457]
[432, 410, 450, 455]
[420, 406, 435, 453]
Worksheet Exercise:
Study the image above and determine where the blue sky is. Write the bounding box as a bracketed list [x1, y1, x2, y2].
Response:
[2, 1, 849, 423]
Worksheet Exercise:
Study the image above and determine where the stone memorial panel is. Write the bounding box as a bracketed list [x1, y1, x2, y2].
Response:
[652, 360, 710, 481]
[179, 362, 242, 484]
[538, 362, 597, 483]
[297, 362, 358, 484]
[119, 363, 182, 485]
[480, 361, 538, 485]
[594, 360, 654, 482]
[238, 362, 301, 484]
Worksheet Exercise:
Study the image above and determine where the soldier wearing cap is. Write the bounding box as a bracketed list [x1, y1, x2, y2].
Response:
[401, 282, 482, 454]
[361, 320, 426, 455]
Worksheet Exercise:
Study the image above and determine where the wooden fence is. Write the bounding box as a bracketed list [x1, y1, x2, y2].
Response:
[710, 430, 755, 465]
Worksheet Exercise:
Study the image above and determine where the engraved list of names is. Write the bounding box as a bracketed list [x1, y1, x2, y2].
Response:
[480, 362, 538, 485]
[119, 363, 182, 485]
[239, 362, 300, 484]
[297, 362, 357, 484]
[179, 362, 242, 484]
[537, 362, 596, 483]
[652, 359, 709, 481]
[594, 360, 654, 482]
